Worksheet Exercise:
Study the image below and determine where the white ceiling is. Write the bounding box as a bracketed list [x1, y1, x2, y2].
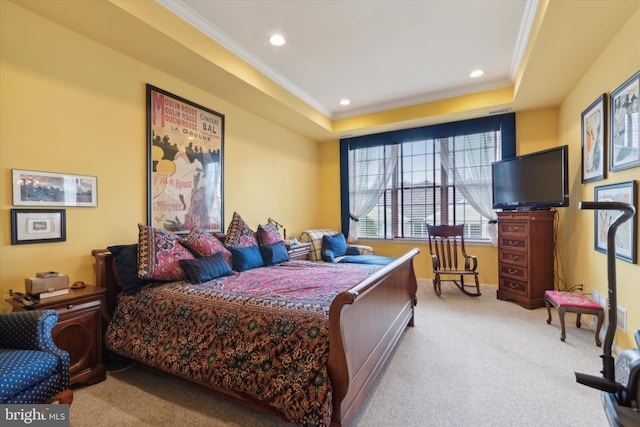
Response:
[13, 0, 638, 140]
[159, 0, 535, 119]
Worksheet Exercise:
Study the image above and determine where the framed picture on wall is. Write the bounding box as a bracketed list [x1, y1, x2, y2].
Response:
[581, 94, 606, 183]
[593, 180, 637, 263]
[146, 84, 225, 233]
[12, 169, 97, 207]
[609, 70, 639, 172]
[11, 209, 66, 245]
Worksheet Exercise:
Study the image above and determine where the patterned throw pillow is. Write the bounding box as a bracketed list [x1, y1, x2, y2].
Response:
[137, 224, 194, 281]
[257, 222, 282, 245]
[224, 212, 258, 248]
[181, 228, 233, 267]
[179, 253, 234, 284]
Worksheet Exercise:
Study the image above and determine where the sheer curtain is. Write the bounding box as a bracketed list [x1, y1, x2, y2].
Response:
[348, 144, 398, 241]
[440, 134, 499, 245]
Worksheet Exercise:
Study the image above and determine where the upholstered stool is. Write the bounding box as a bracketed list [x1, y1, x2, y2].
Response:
[544, 290, 604, 346]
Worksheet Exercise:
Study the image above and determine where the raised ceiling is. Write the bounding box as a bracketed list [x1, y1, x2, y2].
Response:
[10, 0, 640, 140]
[160, 0, 533, 119]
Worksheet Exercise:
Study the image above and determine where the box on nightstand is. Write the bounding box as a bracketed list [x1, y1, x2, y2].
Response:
[25, 274, 69, 296]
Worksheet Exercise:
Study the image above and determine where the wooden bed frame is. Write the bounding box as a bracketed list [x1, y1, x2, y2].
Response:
[92, 247, 420, 427]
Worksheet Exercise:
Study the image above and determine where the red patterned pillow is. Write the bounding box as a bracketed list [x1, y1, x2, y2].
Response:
[224, 212, 258, 248]
[257, 222, 282, 245]
[181, 228, 233, 267]
[137, 224, 194, 281]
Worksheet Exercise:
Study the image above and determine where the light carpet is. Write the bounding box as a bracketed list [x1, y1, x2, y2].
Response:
[69, 280, 609, 426]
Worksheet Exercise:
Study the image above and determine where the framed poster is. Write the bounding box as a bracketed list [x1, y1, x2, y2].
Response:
[609, 71, 639, 172]
[581, 94, 606, 183]
[11, 209, 66, 244]
[593, 180, 637, 264]
[147, 84, 224, 233]
[12, 169, 97, 207]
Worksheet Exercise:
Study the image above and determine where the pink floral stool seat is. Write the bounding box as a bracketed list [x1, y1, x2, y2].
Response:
[544, 290, 604, 346]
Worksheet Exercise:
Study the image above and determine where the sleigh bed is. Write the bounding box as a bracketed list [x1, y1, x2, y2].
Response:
[92, 247, 419, 427]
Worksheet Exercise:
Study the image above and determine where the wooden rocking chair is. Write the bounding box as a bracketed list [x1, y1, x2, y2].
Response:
[427, 224, 481, 297]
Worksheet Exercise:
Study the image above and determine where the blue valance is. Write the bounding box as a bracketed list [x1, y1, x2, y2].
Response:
[341, 112, 516, 158]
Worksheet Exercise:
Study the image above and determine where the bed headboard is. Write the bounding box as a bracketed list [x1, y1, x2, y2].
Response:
[91, 249, 120, 319]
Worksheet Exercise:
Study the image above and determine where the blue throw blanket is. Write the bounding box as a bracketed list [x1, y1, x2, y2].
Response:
[338, 255, 395, 266]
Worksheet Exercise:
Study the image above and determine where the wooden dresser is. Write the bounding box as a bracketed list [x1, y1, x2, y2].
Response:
[496, 210, 555, 309]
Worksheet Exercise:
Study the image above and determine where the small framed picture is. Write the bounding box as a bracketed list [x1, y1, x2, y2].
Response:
[609, 71, 640, 172]
[11, 209, 67, 245]
[12, 169, 97, 207]
[593, 180, 637, 263]
[581, 93, 606, 183]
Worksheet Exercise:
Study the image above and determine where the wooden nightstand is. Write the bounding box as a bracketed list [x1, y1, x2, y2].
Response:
[286, 242, 311, 260]
[8, 285, 107, 385]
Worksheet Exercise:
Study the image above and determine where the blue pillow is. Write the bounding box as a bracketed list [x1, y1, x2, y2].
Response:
[108, 244, 147, 295]
[179, 253, 234, 284]
[260, 241, 290, 265]
[229, 245, 264, 272]
[322, 233, 347, 262]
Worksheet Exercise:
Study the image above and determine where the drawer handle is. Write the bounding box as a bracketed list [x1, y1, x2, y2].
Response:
[508, 283, 519, 289]
[508, 226, 519, 232]
[508, 240, 519, 246]
[508, 255, 519, 260]
[507, 269, 518, 275]
[67, 304, 74, 309]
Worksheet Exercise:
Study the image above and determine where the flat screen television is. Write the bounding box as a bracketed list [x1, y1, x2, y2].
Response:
[492, 145, 569, 210]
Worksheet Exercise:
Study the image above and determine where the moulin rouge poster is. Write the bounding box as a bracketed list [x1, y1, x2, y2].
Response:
[147, 85, 224, 233]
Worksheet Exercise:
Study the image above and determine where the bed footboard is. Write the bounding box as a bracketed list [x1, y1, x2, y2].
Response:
[328, 248, 420, 427]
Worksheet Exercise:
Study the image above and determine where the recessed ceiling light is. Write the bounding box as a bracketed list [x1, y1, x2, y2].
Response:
[269, 33, 285, 47]
[469, 69, 484, 78]
[340, 99, 351, 106]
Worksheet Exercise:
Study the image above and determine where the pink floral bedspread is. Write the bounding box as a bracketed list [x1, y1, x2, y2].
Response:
[105, 261, 382, 426]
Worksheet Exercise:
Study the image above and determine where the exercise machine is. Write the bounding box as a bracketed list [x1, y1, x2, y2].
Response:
[576, 201, 639, 426]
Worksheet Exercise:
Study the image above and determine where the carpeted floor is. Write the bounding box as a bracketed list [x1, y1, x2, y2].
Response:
[69, 280, 609, 426]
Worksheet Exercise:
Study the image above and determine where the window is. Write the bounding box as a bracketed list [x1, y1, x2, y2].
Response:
[340, 114, 515, 241]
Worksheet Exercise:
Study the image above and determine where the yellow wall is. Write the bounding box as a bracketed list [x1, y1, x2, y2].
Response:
[557, 7, 640, 349]
[315, 108, 560, 284]
[0, 2, 320, 310]
[2, 1, 639, 350]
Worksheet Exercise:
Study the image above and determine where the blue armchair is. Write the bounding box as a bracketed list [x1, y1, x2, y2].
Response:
[0, 310, 73, 404]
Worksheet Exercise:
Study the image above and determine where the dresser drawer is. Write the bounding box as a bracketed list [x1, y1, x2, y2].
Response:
[48, 299, 102, 316]
[499, 236, 527, 250]
[499, 277, 528, 295]
[500, 264, 528, 281]
[499, 249, 528, 267]
[498, 221, 528, 237]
